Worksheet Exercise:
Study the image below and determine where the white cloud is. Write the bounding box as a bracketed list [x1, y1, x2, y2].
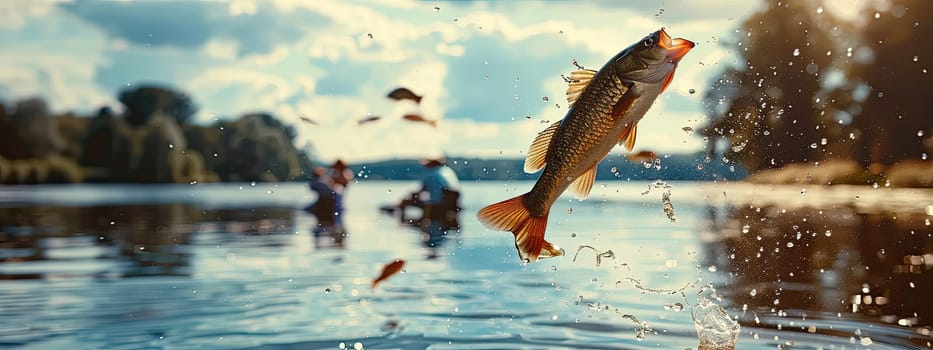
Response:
[243, 45, 290, 66]
[201, 39, 239, 60]
[0, 0, 58, 30]
[228, 0, 258, 16]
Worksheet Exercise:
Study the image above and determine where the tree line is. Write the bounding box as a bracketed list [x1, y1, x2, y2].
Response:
[702, 0, 931, 186]
[0, 85, 315, 184]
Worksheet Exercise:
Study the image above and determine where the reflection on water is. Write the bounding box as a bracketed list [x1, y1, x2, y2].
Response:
[704, 203, 933, 346]
[0, 182, 930, 349]
[0, 204, 295, 279]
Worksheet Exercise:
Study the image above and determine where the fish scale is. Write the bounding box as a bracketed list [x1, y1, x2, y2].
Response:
[478, 28, 695, 262]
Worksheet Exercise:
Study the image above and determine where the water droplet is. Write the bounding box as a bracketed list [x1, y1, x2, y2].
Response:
[250, 181, 256, 187]
[800, 188, 807, 195]
[810, 143, 818, 149]
[874, 12, 880, 19]
[324, 288, 331, 294]
[542, 96, 549, 102]
[750, 289, 757, 296]
[168, 144, 174, 149]
[742, 224, 750, 233]
[339, 342, 346, 349]
[820, 138, 828, 145]
[861, 337, 873, 346]
[354, 342, 364, 350]
[367, 33, 373, 39]
[793, 48, 800, 56]
[550, 265, 557, 271]
[825, 230, 832, 237]
[386, 189, 392, 194]
[688, 88, 696, 94]
[816, 6, 823, 14]
[697, 164, 704, 170]
[913, 55, 919, 62]
[433, 6, 440, 12]
[918, 130, 925, 137]
[707, 265, 718, 272]
[787, 242, 794, 248]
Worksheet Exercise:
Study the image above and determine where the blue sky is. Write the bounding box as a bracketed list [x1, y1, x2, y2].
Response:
[0, 0, 831, 162]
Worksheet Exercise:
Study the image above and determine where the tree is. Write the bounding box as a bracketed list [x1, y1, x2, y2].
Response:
[118, 85, 197, 127]
[702, 0, 844, 172]
[849, 0, 933, 167]
[0, 97, 66, 159]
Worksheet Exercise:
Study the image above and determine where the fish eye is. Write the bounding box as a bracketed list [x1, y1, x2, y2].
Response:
[643, 37, 655, 47]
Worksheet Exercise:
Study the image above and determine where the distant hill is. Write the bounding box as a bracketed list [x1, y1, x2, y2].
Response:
[350, 153, 746, 182]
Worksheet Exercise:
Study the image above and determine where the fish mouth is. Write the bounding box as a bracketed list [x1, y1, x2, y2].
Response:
[658, 28, 695, 61]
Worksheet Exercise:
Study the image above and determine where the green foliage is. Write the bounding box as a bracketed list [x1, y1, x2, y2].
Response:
[118, 85, 197, 127]
[0, 97, 67, 160]
[704, 0, 931, 176]
[703, 0, 841, 172]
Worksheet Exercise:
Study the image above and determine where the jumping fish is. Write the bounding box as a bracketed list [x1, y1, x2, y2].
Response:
[372, 259, 406, 289]
[477, 28, 694, 262]
[625, 150, 658, 163]
[402, 113, 438, 128]
[387, 87, 423, 104]
[358, 115, 382, 125]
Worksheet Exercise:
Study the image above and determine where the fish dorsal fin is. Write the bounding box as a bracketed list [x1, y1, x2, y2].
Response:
[570, 165, 598, 200]
[524, 121, 561, 174]
[617, 123, 638, 152]
[565, 69, 597, 107]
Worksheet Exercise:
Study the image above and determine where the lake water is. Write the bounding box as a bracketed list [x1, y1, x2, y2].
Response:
[0, 181, 931, 349]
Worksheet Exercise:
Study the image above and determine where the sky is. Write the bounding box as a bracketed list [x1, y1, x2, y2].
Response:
[0, 0, 865, 162]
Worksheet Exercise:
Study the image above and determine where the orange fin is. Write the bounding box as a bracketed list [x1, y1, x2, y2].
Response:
[524, 121, 561, 174]
[476, 195, 564, 262]
[570, 165, 597, 200]
[660, 71, 676, 94]
[565, 69, 597, 107]
[623, 124, 637, 151]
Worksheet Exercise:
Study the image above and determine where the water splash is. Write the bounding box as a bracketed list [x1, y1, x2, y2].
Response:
[572, 245, 616, 267]
[641, 180, 677, 222]
[692, 292, 741, 350]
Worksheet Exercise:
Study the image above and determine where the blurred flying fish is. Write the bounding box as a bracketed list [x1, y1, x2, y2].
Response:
[372, 259, 406, 289]
[387, 87, 423, 104]
[477, 28, 695, 262]
[402, 113, 438, 128]
[357, 115, 382, 126]
[299, 116, 318, 125]
[625, 150, 658, 163]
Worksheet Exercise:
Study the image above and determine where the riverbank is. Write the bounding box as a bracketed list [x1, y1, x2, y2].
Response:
[744, 160, 933, 188]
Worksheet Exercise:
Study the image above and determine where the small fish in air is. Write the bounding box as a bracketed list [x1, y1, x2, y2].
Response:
[372, 259, 406, 289]
[477, 28, 694, 262]
[299, 116, 318, 125]
[625, 150, 658, 163]
[358, 115, 382, 126]
[387, 87, 423, 104]
[402, 113, 438, 128]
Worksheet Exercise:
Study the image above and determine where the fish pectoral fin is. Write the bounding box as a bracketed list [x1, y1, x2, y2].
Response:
[476, 195, 563, 262]
[524, 121, 561, 173]
[565, 69, 597, 107]
[617, 123, 638, 152]
[569, 165, 598, 200]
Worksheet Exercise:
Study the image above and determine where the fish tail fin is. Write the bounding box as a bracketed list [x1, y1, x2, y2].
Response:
[476, 194, 563, 262]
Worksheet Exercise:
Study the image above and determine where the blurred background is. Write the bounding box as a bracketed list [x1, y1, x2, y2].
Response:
[0, 0, 928, 185]
[0, 1, 931, 349]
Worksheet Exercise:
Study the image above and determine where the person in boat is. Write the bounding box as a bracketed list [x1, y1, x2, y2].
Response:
[307, 166, 337, 237]
[409, 156, 462, 253]
[328, 159, 353, 238]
